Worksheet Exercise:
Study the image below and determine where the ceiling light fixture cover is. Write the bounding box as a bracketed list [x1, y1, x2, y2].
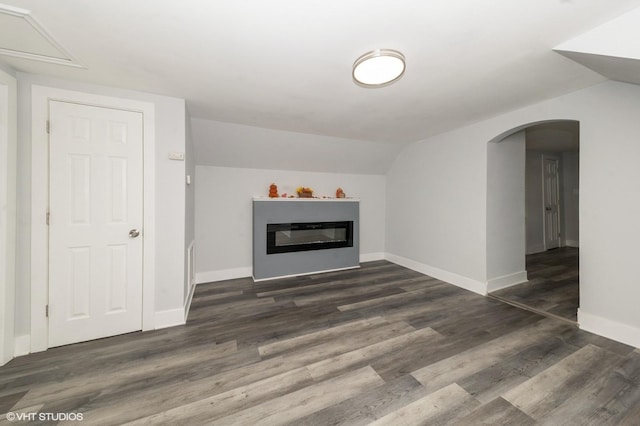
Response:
[352, 49, 406, 88]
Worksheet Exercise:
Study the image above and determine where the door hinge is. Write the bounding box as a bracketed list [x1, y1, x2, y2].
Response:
[46, 305, 49, 317]
[46, 211, 50, 226]
[46, 120, 50, 134]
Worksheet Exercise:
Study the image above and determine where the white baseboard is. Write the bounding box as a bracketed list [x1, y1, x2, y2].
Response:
[14, 334, 30, 357]
[578, 309, 640, 348]
[384, 253, 487, 295]
[360, 252, 385, 263]
[252, 265, 360, 282]
[154, 308, 186, 330]
[487, 271, 528, 293]
[196, 253, 384, 284]
[196, 267, 252, 284]
[565, 240, 579, 248]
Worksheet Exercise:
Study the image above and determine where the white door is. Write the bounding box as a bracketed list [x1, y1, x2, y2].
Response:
[543, 157, 561, 250]
[48, 101, 144, 347]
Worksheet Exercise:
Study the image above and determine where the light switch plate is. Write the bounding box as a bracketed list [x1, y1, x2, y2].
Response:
[168, 152, 185, 161]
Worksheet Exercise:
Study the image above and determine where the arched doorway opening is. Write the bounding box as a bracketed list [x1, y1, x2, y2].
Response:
[486, 120, 580, 323]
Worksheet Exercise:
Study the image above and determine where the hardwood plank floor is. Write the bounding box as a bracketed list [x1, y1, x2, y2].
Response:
[491, 247, 579, 322]
[2, 259, 638, 425]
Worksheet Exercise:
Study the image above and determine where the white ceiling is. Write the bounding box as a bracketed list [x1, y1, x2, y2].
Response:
[3, 0, 640, 144]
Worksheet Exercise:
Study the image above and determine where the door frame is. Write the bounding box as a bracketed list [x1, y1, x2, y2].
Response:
[541, 154, 561, 250]
[1, 71, 17, 365]
[30, 85, 156, 352]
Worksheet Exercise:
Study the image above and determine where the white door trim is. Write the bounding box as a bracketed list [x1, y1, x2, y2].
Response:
[1, 72, 17, 365]
[30, 85, 156, 353]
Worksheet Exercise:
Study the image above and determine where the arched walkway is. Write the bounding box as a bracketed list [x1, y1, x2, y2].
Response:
[486, 120, 580, 323]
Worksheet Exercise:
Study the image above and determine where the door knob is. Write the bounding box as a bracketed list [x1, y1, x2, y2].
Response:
[129, 229, 140, 238]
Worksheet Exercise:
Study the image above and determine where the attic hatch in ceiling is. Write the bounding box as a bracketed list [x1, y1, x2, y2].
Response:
[0, 4, 82, 67]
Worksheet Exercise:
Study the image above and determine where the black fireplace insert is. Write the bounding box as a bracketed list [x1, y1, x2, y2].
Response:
[266, 221, 354, 254]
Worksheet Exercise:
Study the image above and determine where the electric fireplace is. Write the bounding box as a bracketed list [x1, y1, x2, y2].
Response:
[253, 198, 359, 281]
[267, 221, 354, 254]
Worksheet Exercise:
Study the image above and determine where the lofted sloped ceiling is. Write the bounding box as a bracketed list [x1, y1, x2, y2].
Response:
[2, 1, 640, 145]
[555, 7, 640, 85]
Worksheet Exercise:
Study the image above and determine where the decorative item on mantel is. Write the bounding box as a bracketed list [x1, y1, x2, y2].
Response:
[297, 186, 313, 198]
[268, 183, 279, 198]
[336, 187, 346, 198]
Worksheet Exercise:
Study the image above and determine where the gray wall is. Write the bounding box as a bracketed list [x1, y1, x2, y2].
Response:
[562, 151, 580, 246]
[525, 152, 546, 254]
[195, 166, 386, 283]
[487, 131, 526, 283]
[191, 118, 403, 174]
[385, 80, 640, 345]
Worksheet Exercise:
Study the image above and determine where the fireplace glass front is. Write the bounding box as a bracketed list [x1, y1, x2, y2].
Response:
[266, 221, 353, 254]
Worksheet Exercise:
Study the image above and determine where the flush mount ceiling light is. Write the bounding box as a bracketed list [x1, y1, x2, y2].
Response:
[352, 49, 406, 88]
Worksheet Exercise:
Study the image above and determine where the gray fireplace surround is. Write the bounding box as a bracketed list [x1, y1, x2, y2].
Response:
[253, 198, 360, 281]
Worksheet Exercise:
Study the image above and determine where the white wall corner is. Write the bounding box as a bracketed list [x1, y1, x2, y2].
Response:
[565, 240, 579, 248]
[486, 271, 528, 293]
[14, 334, 31, 357]
[196, 267, 252, 284]
[154, 308, 186, 330]
[360, 252, 385, 263]
[384, 253, 487, 296]
[578, 309, 640, 348]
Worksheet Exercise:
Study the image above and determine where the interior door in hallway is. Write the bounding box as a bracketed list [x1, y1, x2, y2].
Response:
[543, 157, 561, 250]
[48, 101, 144, 347]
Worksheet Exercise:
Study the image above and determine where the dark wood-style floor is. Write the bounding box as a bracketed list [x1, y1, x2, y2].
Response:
[491, 247, 579, 322]
[3, 260, 640, 425]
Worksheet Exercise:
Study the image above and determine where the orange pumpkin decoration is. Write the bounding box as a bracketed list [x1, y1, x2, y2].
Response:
[268, 183, 279, 198]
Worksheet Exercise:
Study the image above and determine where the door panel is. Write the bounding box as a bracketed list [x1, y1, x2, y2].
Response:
[48, 101, 143, 348]
[543, 157, 561, 250]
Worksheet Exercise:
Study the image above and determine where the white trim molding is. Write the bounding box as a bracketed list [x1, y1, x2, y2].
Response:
[0, 5, 84, 68]
[486, 271, 528, 293]
[360, 252, 385, 263]
[154, 308, 185, 330]
[0, 71, 17, 366]
[196, 267, 252, 284]
[30, 85, 156, 352]
[14, 334, 30, 357]
[384, 253, 487, 295]
[252, 266, 360, 283]
[578, 309, 640, 348]
[195, 253, 384, 285]
[565, 240, 579, 247]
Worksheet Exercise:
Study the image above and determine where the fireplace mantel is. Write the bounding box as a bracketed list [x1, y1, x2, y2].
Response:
[252, 199, 360, 281]
[252, 197, 360, 202]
